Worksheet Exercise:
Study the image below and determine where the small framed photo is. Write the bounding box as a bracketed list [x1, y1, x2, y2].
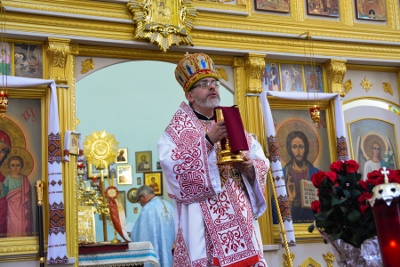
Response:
[306, 0, 339, 17]
[14, 43, 43, 78]
[137, 177, 142, 185]
[262, 62, 280, 92]
[135, 151, 152, 173]
[254, 0, 289, 13]
[88, 163, 109, 178]
[144, 171, 163, 196]
[156, 161, 162, 170]
[356, 0, 387, 21]
[0, 42, 11, 75]
[69, 132, 80, 155]
[127, 187, 138, 203]
[109, 163, 117, 179]
[116, 148, 128, 164]
[280, 63, 304, 92]
[117, 165, 133, 185]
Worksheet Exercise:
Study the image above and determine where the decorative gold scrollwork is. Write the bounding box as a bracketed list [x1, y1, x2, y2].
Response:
[127, 0, 197, 52]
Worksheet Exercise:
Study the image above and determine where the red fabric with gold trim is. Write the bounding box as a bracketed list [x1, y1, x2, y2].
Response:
[105, 186, 129, 242]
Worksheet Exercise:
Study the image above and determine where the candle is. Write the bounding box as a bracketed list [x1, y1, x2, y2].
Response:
[373, 198, 400, 267]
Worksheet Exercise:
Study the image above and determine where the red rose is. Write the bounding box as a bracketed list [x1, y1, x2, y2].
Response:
[311, 200, 321, 213]
[373, 176, 385, 186]
[367, 169, 383, 181]
[388, 169, 400, 183]
[358, 192, 372, 204]
[358, 180, 369, 191]
[330, 160, 344, 173]
[358, 192, 372, 214]
[311, 171, 327, 188]
[392, 175, 400, 184]
[325, 171, 338, 185]
[345, 160, 359, 173]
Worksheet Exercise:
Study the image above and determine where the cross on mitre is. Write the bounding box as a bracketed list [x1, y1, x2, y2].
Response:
[381, 167, 389, 184]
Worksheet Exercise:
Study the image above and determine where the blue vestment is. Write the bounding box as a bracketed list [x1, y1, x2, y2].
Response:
[131, 197, 175, 267]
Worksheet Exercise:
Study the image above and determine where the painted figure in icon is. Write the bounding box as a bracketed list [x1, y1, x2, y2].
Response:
[2, 156, 33, 237]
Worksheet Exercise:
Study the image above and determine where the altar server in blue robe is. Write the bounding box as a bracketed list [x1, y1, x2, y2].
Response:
[131, 185, 175, 267]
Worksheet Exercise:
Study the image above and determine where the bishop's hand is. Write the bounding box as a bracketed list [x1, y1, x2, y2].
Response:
[207, 120, 227, 144]
[232, 155, 254, 175]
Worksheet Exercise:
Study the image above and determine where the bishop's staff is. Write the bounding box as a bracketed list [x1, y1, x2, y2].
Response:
[35, 180, 45, 267]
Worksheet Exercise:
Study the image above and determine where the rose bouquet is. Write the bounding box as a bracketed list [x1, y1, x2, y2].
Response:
[308, 159, 376, 248]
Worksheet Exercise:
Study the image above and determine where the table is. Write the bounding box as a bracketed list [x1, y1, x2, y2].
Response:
[78, 241, 159, 267]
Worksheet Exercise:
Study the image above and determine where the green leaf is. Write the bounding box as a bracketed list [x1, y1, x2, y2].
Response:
[347, 209, 361, 222]
[332, 196, 347, 206]
[315, 208, 334, 221]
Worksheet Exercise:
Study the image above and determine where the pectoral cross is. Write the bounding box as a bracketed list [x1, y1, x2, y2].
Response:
[381, 167, 389, 184]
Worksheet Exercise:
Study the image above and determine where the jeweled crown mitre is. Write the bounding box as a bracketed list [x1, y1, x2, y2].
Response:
[174, 53, 219, 92]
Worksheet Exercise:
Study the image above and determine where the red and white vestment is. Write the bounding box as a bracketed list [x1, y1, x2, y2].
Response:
[158, 102, 270, 267]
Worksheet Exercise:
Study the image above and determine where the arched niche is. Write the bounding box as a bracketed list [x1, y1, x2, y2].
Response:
[76, 59, 235, 242]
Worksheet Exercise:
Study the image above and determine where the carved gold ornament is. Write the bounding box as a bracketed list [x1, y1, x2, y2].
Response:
[382, 82, 393, 95]
[343, 79, 353, 95]
[81, 58, 95, 74]
[83, 130, 119, 169]
[78, 206, 97, 244]
[323, 251, 335, 267]
[127, 0, 197, 52]
[299, 257, 321, 267]
[216, 67, 228, 81]
[360, 77, 373, 92]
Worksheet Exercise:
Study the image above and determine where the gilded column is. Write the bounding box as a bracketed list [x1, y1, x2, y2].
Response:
[242, 54, 265, 143]
[324, 59, 347, 94]
[340, 0, 354, 26]
[235, 53, 274, 244]
[45, 38, 79, 265]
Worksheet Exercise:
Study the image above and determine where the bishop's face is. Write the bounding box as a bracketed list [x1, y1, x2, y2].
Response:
[187, 78, 221, 111]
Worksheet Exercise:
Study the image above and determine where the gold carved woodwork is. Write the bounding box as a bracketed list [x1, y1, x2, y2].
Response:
[216, 67, 228, 81]
[83, 130, 119, 169]
[35, 180, 43, 206]
[382, 82, 393, 95]
[360, 76, 373, 92]
[81, 58, 95, 74]
[196, 0, 234, 2]
[45, 38, 71, 84]
[283, 252, 295, 267]
[299, 257, 321, 267]
[343, 79, 353, 95]
[323, 251, 335, 267]
[244, 54, 265, 94]
[127, 0, 197, 52]
[324, 59, 347, 94]
[78, 206, 97, 244]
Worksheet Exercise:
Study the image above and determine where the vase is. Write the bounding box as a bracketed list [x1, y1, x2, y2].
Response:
[318, 230, 382, 266]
